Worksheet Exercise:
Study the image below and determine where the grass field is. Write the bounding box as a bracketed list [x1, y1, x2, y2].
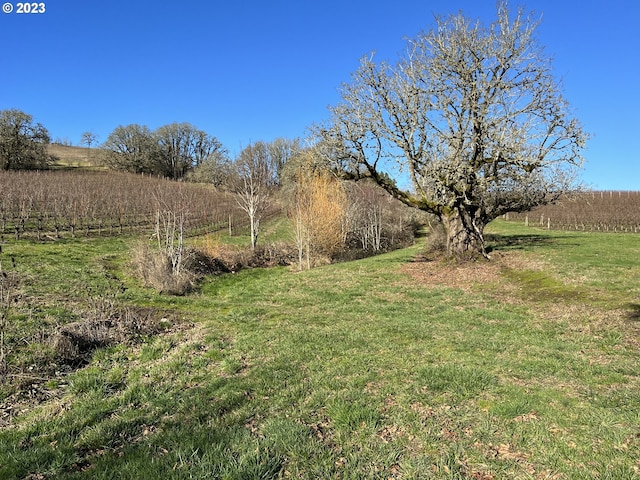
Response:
[0, 220, 639, 479]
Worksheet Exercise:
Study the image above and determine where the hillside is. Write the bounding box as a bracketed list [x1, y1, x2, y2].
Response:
[47, 143, 104, 168]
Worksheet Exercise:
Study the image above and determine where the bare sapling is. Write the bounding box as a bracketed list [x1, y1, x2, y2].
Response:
[288, 157, 347, 269]
[128, 188, 196, 295]
[155, 208, 185, 276]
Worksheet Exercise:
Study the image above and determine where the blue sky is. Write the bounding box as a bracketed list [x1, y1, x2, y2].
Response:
[1, 0, 638, 190]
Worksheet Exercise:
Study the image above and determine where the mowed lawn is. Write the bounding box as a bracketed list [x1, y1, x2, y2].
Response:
[1, 220, 639, 479]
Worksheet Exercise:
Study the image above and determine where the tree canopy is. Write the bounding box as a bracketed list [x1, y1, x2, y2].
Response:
[0, 109, 54, 171]
[320, 2, 588, 259]
[101, 123, 225, 180]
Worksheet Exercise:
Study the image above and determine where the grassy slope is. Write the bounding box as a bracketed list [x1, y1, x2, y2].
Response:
[47, 144, 103, 168]
[1, 221, 640, 479]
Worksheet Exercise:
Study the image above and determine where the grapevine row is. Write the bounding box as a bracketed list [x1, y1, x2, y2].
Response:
[504, 191, 640, 233]
[0, 170, 248, 240]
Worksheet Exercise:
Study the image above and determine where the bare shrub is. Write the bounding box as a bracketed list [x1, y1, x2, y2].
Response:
[183, 248, 230, 275]
[286, 154, 348, 270]
[53, 320, 114, 365]
[131, 241, 196, 295]
[187, 241, 297, 274]
[247, 242, 298, 268]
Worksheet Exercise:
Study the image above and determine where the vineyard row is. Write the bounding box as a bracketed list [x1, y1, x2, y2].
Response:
[0, 170, 254, 240]
[503, 190, 640, 233]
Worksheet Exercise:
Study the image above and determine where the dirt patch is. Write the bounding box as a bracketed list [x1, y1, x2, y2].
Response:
[400, 251, 540, 293]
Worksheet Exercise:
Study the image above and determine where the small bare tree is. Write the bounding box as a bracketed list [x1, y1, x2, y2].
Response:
[80, 131, 98, 150]
[131, 188, 193, 295]
[155, 208, 185, 276]
[234, 142, 277, 250]
[321, 2, 588, 259]
[80, 131, 99, 164]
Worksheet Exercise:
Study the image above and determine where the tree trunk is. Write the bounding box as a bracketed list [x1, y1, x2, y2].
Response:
[249, 217, 256, 250]
[250, 216, 259, 250]
[442, 209, 487, 260]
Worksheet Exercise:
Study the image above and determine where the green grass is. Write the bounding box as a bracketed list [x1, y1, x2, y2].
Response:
[202, 214, 293, 247]
[1, 221, 640, 478]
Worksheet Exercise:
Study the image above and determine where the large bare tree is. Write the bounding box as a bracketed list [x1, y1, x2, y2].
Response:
[321, 2, 588, 259]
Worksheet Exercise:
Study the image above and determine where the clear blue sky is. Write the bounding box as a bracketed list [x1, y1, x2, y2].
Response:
[1, 0, 638, 190]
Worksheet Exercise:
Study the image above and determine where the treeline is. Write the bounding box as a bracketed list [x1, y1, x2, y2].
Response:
[0, 109, 424, 267]
[100, 123, 225, 180]
[0, 108, 226, 180]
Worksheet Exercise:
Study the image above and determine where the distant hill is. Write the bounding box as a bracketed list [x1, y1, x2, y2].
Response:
[47, 143, 105, 169]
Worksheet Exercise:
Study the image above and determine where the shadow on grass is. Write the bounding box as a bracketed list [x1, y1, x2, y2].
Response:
[486, 233, 556, 252]
[625, 303, 640, 321]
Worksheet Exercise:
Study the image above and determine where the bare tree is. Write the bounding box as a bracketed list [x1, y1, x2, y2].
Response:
[102, 123, 224, 179]
[80, 131, 99, 164]
[234, 142, 277, 250]
[268, 137, 301, 184]
[321, 2, 588, 259]
[80, 131, 98, 150]
[0, 109, 53, 170]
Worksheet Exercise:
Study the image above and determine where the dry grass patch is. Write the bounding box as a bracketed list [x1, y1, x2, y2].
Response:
[400, 250, 545, 294]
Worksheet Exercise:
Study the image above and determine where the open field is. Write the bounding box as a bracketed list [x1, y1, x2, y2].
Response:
[0, 220, 639, 478]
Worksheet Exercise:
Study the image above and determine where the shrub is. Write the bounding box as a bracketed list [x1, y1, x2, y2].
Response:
[131, 241, 195, 295]
[183, 248, 230, 275]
